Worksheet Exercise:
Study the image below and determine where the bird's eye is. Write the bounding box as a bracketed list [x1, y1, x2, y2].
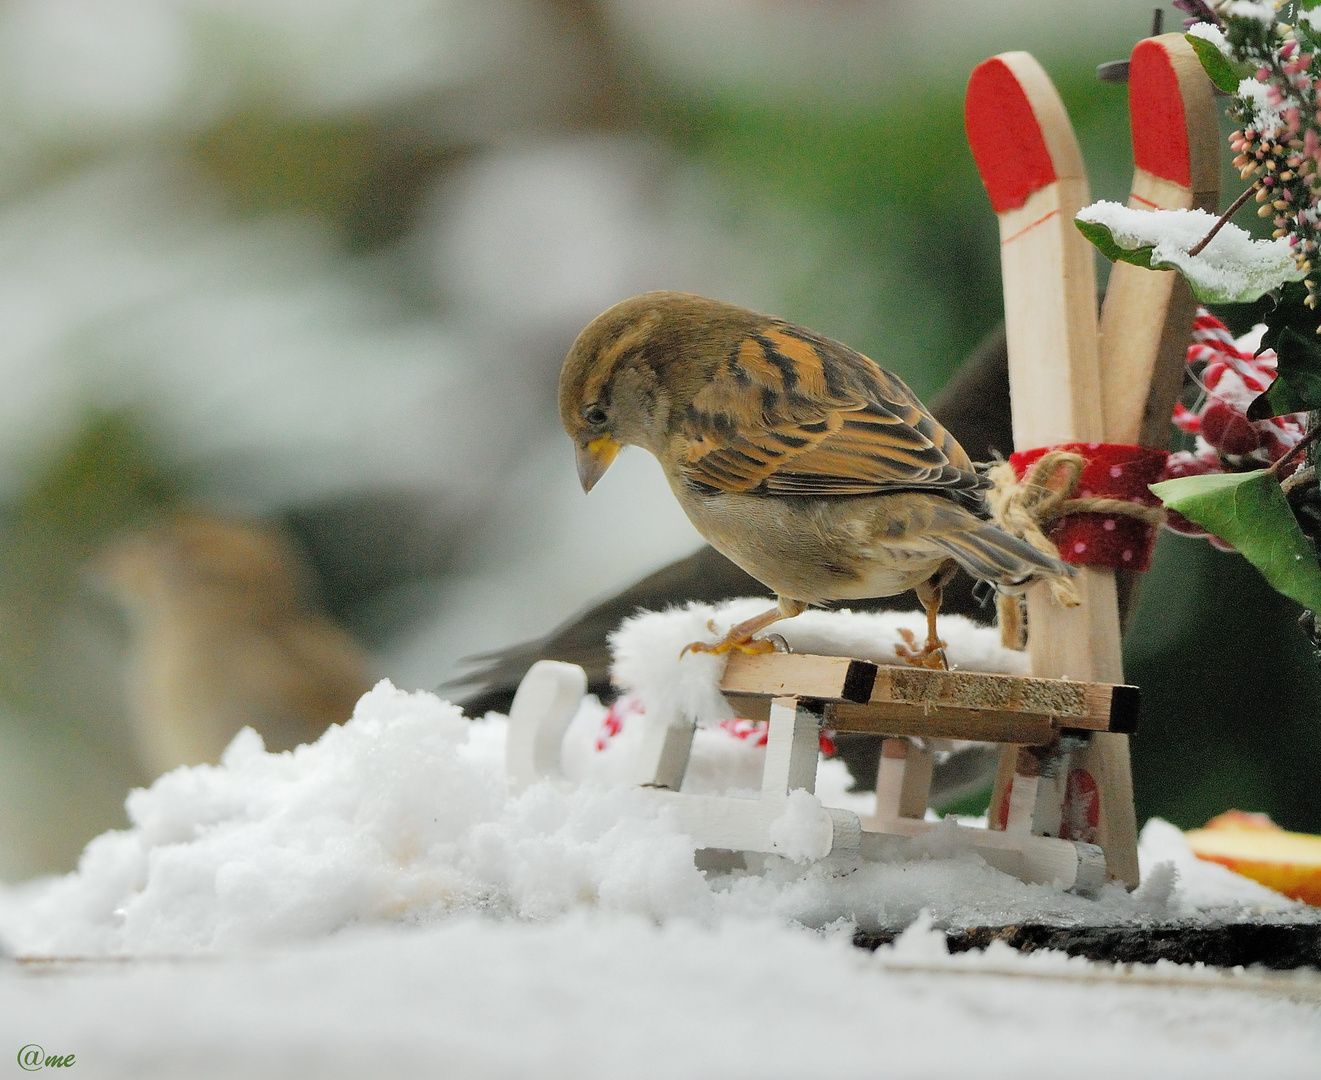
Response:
[583, 406, 608, 426]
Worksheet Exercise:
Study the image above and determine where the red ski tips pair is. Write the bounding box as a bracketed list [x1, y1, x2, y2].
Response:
[966, 38, 1193, 213]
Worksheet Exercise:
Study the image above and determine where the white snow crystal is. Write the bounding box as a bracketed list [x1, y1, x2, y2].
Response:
[1225, 1, 1279, 25]
[1186, 21, 1230, 55]
[1237, 75, 1287, 140]
[1076, 200, 1305, 303]
[767, 789, 832, 862]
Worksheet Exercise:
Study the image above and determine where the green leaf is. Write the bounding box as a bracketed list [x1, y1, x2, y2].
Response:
[1258, 280, 1317, 353]
[1076, 218, 1158, 270]
[1247, 327, 1321, 418]
[1150, 470, 1321, 611]
[1185, 33, 1248, 93]
[1299, 4, 1321, 50]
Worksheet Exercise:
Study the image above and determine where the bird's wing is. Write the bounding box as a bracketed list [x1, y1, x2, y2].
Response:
[678, 323, 985, 500]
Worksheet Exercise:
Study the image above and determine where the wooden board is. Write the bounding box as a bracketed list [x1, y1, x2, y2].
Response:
[826, 702, 1132, 745]
[830, 703, 1056, 745]
[720, 652, 1139, 744]
[721, 652, 1136, 722]
[868, 667, 1137, 733]
[966, 52, 1105, 451]
[720, 652, 877, 703]
[852, 922, 1321, 972]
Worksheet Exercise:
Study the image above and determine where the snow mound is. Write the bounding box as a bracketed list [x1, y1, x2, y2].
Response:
[0, 678, 1311, 958]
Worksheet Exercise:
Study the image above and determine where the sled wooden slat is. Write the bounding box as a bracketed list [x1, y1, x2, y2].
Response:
[719, 652, 1139, 742]
[719, 652, 877, 704]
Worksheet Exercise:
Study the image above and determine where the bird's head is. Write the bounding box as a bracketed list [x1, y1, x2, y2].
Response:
[560, 291, 756, 492]
[559, 293, 674, 492]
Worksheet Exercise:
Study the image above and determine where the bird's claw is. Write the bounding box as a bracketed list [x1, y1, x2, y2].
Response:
[895, 627, 949, 670]
[681, 635, 777, 658]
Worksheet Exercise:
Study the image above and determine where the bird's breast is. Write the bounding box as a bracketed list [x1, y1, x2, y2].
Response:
[668, 479, 945, 605]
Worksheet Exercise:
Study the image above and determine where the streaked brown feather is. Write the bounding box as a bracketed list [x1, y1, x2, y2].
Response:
[679, 320, 984, 504]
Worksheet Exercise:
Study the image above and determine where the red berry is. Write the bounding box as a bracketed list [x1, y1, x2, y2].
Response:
[1200, 401, 1262, 455]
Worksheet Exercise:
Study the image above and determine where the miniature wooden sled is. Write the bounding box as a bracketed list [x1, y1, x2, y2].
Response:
[506, 654, 1137, 891]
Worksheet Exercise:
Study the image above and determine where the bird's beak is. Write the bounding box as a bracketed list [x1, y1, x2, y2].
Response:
[576, 436, 620, 493]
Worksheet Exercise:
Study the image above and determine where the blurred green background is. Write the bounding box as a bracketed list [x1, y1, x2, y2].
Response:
[0, 0, 1316, 881]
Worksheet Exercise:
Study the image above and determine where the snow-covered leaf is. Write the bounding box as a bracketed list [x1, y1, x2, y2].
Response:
[1076, 202, 1305, 304]
[1076, 218, 1162, 271]
[1185, 30, 1248, 93]
[1247, 327, 1321, 418]
[1150, 470, 1321, 611]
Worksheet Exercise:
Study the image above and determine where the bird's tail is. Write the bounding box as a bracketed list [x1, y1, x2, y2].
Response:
[929, 518, 1075, 588]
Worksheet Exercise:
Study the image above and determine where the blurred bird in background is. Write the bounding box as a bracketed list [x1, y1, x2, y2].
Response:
[92, 512, 373, 776]
[0, 412, 459, 878]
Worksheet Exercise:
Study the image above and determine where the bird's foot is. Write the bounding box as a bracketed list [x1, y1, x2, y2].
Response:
[895, 628, 948, 670]
[681, 635, 777, 658]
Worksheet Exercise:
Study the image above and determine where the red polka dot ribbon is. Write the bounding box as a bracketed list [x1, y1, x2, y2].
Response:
[1007, 443, 1169, 573]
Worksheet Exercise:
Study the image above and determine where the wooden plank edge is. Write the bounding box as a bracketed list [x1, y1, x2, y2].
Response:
[720, 652, 877, 704]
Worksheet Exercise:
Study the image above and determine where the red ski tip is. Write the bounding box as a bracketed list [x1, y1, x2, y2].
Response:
[966, 56, 1058, 214]
[1129, 39, 1191, 188]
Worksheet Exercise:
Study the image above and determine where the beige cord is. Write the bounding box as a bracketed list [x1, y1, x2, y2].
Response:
[984, 450, 1166, 649]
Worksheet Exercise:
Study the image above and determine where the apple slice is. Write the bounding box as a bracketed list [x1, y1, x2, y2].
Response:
[1186, 810, 1321, 905]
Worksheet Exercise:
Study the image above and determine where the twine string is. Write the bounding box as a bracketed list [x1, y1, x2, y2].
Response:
[984, 449, 1166, 649]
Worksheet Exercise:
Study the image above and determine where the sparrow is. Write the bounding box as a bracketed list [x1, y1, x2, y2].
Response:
[559, 292, 1073, 666]
[452, 322, 1017, 714]
[92, 511, 374, 776]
